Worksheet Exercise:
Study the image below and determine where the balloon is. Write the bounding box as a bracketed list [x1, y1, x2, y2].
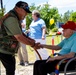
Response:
[50, 19, 54, 25]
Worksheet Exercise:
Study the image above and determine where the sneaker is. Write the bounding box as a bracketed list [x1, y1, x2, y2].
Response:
[19, 62, 25, 66]
[24, 62, 29, 66]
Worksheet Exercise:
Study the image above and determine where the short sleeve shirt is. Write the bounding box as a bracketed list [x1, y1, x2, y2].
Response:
[4, 17, 22, 35]
[58, 33, 76, 55]
[29, 18, 46, 39]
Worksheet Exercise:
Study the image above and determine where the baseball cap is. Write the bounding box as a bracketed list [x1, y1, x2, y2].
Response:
[15, 1, 31, 13]
[61, 21, 76, 31]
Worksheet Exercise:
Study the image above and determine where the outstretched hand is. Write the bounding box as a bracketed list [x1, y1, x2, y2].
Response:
[33, 42, 40, 50]
[33, 43, 43, 50]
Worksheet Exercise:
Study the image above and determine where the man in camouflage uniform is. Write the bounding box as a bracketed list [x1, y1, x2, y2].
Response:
[0, 1, 40, 75]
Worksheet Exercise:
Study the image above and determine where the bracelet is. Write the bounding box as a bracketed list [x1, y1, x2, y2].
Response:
[31, 42, 35, 47]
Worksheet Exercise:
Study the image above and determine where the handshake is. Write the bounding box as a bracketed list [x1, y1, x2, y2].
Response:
[28, 37, 44, 50]
[31, 42, 43, 50]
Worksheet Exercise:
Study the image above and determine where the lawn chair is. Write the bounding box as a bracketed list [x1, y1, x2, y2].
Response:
[50, 54, 76, 75]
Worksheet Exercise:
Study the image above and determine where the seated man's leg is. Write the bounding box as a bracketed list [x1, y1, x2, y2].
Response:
[33, 60, 46, 75]
[33, 60, 60, 75]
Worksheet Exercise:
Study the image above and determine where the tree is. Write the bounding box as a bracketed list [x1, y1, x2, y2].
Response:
[39, 4, 60, 31]
[69, 12, 76, 22]
[62, 10, 71, 23]
[0, 6, 5, 18]
[0, 9, 4, 18]
[26, 4, 36, 29]
[26, 3, 60, 32]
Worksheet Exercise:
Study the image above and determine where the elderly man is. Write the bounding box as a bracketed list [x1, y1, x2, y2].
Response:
[33, 21, 76, 75]
[0, 1, 40, 75]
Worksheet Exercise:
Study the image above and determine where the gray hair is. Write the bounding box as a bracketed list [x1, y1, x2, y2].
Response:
[32, 10, 40, 17]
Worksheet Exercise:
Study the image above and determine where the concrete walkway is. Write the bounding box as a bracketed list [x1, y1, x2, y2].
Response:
[0, 62, 33, 75]
[0, 62, 76, 75]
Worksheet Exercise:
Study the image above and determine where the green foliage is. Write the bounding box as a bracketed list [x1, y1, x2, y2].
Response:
[0, 9, 4, 18]
[26, 4, 36, 29]
[40, 5, 60, 31]
[51, 27, 58, 32]
[62, 10, 71, 23]
[26, 14, 32, 29]
[0, 8, 5, 18]
[69, 12, 76, 22]
[26, 3, 75, 33]
[26, 3, 60, 32]
[58, 10, 73, 24]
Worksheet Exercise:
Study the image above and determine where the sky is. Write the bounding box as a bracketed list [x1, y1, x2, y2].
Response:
[1, 0, 76, 15]
[48, 0, 76, 14]
[2, 0, 48, 13]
